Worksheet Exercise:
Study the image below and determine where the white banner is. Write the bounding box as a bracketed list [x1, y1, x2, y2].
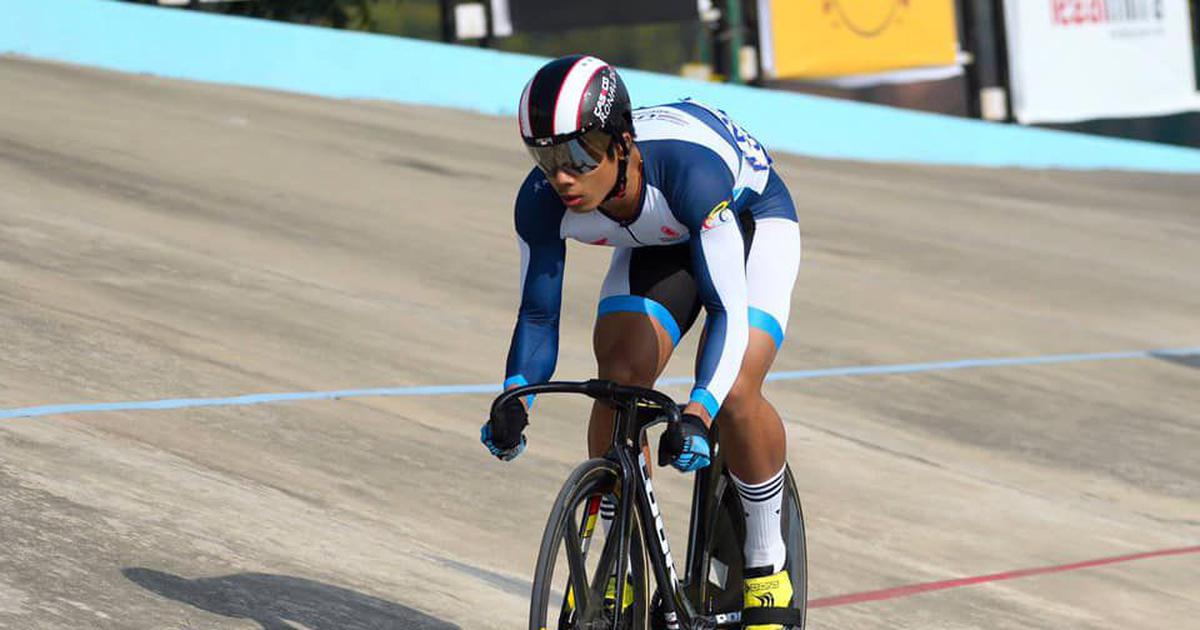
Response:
[1004, 0, 1200, 123]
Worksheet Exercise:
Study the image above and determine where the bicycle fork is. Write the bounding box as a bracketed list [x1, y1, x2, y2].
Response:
[617, 445, 699, 629]
[560, 495, 602, 625]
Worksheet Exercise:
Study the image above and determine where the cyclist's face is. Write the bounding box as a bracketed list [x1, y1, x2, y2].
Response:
[546, 131, 620, 213]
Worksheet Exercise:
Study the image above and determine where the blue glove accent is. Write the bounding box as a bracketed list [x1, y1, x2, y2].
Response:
[481, 423, 526, 462]
[671, 435, 711, 472]
[658, 413, 712, 473]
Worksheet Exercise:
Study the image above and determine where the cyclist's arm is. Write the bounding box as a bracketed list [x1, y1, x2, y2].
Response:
[670, 153, 748, 423]
[504, 171, 568, 403]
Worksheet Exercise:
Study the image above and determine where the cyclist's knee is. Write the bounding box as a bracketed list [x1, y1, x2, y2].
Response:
[719, 382, 763, 426]
[594, 330, 660, 386]
[597, 359, 657, 387]
[594, 312, 671, 383]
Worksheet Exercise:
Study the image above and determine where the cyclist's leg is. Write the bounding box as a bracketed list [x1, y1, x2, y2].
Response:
[713, 175, 801, 486]
[718, 331, 788, 481]
[588, 245, 702, 458]
[588, 312, 672, 457]
[718, 178, 802, 626]
[719, 171, 801, 482]
[587, 246, 702, 617]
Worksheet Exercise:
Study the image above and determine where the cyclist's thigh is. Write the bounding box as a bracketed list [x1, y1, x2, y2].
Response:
[596, 245, 703, 379]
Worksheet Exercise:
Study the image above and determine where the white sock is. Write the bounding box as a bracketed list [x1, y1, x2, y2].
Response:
[597, 495, 633, 581]
[731, 466, 787, 574]
[599, 494, 617, 537]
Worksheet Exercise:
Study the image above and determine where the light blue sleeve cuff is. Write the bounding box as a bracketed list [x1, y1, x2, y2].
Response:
[504, 374, 535, 408]
[688, 387, 720, 419]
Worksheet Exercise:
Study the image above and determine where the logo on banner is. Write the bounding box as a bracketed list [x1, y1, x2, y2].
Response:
[823, 0, 910, 37]
[701, 200, 733, 232]
[762, 0, 957, 80]
[1004, 0, 1193, 124]
[1050, 0, 1164, 26]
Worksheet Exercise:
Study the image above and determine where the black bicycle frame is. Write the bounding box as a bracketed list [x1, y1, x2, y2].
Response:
[493, 380, 735, 630]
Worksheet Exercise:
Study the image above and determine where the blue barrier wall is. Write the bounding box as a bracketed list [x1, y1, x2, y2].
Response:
[5, 0, 1200, 173]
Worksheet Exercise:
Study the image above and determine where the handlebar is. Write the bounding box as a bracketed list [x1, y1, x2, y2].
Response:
[489, 379, 681, 425]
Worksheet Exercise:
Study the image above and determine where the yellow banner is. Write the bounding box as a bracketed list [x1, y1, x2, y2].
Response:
[763, 0, 959, 78]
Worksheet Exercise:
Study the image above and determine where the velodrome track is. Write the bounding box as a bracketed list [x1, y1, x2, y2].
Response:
[1, 55, 1197, 629]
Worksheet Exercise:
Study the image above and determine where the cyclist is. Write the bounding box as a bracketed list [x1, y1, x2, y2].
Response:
[481, 55, 802, 629]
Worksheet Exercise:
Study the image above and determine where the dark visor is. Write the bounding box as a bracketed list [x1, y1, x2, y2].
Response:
[526, 132, 610, 175]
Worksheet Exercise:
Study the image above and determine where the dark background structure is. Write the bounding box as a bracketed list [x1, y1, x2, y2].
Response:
[120, 0, 1200, 148]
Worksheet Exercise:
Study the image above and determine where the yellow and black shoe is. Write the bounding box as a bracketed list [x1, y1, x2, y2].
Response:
[742, 566, 798, 630]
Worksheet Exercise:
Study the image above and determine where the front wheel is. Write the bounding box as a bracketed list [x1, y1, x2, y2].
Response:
[529, 458, 652, 630]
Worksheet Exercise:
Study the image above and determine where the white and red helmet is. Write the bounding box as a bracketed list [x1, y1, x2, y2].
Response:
[518, 54, 633, 148]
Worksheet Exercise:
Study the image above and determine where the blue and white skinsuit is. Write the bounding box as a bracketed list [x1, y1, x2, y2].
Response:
[504, 100, 801, 418]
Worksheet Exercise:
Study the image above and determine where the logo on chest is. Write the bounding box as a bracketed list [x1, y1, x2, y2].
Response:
[658, 225, 684, 243]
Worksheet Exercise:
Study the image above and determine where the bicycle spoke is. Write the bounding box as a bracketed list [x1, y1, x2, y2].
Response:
[564, 512, 592, 616]
[589, 517, 619, 598]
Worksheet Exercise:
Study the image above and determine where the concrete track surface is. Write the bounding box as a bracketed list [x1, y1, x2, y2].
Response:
[1, 56, 1197, 629]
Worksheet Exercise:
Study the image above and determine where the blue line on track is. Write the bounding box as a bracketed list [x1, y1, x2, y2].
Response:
[1, 346, 1197, 420]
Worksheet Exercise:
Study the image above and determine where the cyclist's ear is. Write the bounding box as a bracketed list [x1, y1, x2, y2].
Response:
[610, 132, 634, 160]
[605, 135, 621, 160]
[620, 131, 635, 153]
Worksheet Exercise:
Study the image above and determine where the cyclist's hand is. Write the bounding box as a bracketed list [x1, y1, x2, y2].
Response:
[657, 413, 711, 472]
[481, 397, 529, 461]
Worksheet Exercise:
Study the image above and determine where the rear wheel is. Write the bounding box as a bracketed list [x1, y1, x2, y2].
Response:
[529, 458, 651, 630]
[698, 465, 807, 628]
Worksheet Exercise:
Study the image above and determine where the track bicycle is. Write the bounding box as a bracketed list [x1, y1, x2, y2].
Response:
[489, 379, 807, 629]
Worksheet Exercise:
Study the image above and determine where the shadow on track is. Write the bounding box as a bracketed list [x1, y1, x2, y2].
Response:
[123, 567, 460, 630]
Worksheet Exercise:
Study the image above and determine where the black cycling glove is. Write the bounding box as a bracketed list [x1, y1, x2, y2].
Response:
[481, 397, 529, 461]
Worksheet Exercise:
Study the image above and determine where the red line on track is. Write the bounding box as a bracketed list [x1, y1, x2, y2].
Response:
[809, 545, 1200, 609]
